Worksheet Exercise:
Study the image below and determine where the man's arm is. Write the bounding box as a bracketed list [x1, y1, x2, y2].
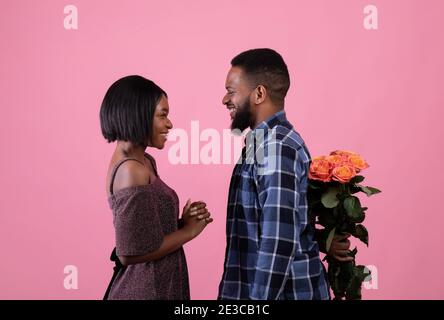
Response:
[250, 142, 301, 300]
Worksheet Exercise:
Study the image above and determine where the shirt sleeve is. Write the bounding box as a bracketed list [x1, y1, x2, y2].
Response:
[250, 141, 303, 300]
[113, 188, 164, 256]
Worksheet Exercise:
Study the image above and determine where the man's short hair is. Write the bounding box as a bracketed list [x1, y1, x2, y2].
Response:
[231, 48, 290, 105]
[100, 75, 167, 147]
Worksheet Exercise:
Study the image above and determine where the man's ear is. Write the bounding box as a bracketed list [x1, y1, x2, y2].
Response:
[253, 85, 267, 104]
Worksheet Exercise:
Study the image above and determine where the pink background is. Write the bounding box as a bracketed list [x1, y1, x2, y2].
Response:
[1, 0, 443, 299]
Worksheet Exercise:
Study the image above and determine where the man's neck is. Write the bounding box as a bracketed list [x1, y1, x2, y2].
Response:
[251, 105, 284, 130]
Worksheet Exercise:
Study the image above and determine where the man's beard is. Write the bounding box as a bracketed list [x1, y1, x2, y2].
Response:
[230, 99, 252, 132]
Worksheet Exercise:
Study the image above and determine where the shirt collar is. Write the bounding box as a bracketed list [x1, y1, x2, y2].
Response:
[244, 110, 288, 152]
[253, 110, 287, 133]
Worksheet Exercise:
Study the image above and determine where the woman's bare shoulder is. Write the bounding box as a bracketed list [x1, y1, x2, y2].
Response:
[112, 160, 151, 193]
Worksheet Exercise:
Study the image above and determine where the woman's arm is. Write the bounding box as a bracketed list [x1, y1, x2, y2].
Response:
[112, 162, 213, 266]
[118, 200, 212, 266]
[118, 228, 192, 266]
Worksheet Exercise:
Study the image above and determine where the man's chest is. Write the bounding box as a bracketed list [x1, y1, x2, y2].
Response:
[228, 163, 261, 221]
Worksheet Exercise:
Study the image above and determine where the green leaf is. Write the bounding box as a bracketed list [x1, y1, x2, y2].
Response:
[363, 266, 372, 282]
[318, 211, 336, 229]
[338, 261, 354, 293]
[350, 175, 365, 184]
[355, 212, 366, 224]
[345, 280, 362, 300]
[353, 224, 369, 246]
[359, 185, 382, 197]
[348, 247, 358, 258]
[355, 265, 371, 282]
[345, 266, 367, 300]
[344, 196, 363, 222]
[321, 187, 340, 208]
[308, 180, 323, 190]
[332, 206, 340, 218]
[350, 185, 362, 194]
[326, 227, 336, 253]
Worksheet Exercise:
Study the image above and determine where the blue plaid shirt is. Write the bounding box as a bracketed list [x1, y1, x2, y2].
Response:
[218, 111, 330, 300]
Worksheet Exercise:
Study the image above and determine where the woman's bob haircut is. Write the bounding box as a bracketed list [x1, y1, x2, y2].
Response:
[100, 75, 167, 147]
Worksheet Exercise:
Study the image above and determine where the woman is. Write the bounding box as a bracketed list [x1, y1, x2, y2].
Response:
[100, 75, 212, 299]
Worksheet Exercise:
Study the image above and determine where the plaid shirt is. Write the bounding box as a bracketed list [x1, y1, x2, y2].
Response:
[218, 111, 330, 300]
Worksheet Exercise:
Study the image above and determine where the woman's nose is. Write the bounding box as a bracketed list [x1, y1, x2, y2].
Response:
[166, 118, 173, 129]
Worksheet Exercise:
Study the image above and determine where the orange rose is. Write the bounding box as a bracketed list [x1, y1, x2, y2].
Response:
[330, 150, 359, 157]
[309, 158, 332, 182]
[348, 155, 369, 172]
[332, 165, 357, 183]
[326, 154, 347, 167]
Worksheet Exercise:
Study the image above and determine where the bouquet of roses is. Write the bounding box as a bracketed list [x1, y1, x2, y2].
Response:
[307, 150, 381, 300]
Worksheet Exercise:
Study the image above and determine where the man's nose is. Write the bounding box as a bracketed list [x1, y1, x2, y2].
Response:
[222, 94, 229, 106]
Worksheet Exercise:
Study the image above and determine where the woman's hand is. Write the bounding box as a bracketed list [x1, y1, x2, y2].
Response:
[181, 199, 213, 239]
[189, 201, 213, 222]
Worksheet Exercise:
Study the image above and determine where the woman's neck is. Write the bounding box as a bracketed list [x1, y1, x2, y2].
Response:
[115, 141, 147, 161]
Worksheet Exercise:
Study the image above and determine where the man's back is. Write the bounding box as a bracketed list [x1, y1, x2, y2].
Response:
[218, 110, 330, 300]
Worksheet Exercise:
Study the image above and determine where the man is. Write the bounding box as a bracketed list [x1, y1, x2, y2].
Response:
[218, 48, 351, 300]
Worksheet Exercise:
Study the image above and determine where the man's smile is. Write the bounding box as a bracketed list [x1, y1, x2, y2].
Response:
[227, 105, 236, 119]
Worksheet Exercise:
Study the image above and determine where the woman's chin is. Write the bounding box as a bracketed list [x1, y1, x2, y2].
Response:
[155, 142, 166, 150]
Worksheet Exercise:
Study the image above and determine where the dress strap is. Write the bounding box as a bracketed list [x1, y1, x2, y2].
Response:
[144, 153, 158, 177]
[109, 158, 145, 195]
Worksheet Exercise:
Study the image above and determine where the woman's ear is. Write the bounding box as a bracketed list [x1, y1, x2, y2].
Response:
[253, 85, 267, 105]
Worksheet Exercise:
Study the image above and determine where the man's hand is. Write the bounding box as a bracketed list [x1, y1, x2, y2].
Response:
[328, 233, 354, 262]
